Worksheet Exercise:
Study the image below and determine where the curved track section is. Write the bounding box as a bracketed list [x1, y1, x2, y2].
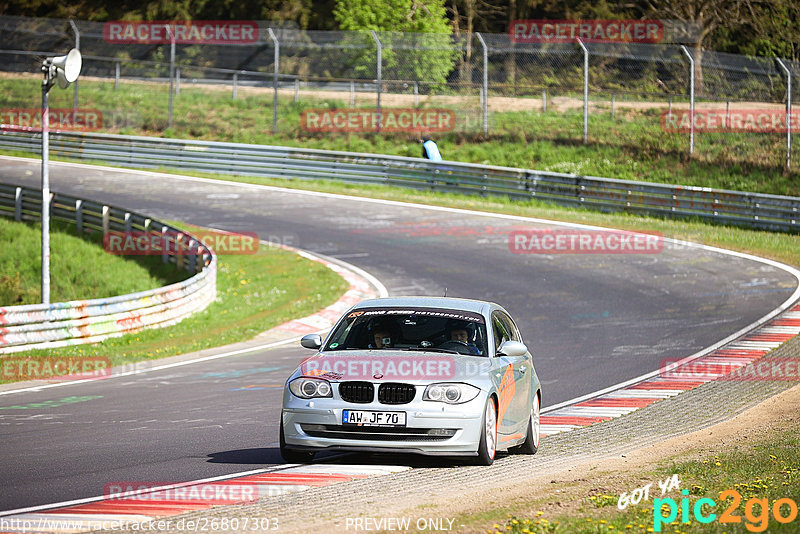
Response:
[0, 157, 798, 512]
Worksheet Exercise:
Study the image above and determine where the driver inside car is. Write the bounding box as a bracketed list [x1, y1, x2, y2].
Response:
[446, 325, 482, 355]
[372, 329, 393, 349]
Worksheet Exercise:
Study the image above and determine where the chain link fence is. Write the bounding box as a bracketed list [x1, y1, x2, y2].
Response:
[0, 14, 797, 170]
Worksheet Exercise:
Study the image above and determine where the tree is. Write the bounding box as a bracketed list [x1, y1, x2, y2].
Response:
[638, 0, 756, 94]
[334, 0, 457, 86]
[727, 0, 800, 62]
[449, 0, 505, 85]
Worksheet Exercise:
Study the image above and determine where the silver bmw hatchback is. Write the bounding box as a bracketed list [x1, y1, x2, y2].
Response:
[280, 297, 541, 465]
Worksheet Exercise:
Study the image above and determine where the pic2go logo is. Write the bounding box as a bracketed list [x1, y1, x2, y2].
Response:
[654, 489, 799, 532]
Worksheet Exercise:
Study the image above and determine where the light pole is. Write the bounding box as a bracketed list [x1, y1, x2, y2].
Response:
[40, 48, 82, 304]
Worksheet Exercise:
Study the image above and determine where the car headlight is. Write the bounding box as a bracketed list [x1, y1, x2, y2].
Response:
[423, 383, 480, 404]
[289, 377, 333, 399]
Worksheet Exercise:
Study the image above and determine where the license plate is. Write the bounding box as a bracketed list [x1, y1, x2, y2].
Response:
[342, 410, 406, 427]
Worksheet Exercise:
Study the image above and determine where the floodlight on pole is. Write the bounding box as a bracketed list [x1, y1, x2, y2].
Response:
[40, 48, 82, 305]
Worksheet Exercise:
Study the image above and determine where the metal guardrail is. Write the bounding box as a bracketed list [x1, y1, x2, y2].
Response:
[0, 129, 798, 232]
[0, 182, 216, 353]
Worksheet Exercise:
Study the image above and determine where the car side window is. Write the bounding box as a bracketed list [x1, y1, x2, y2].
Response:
[492, 313, 510, 352]
[499, 312, 521, 342]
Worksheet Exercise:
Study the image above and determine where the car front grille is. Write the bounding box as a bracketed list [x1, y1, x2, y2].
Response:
[338, 381, 375, 403]
[300, 424, 456, 441]
[377, 383, 416, 405]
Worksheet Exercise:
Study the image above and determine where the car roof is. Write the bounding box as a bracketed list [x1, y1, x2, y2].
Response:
[352, 296, 499, 315]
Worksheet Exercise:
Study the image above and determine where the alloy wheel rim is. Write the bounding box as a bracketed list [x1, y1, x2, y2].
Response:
[486, 400, 497, 458]
[532, 394, 540, 448]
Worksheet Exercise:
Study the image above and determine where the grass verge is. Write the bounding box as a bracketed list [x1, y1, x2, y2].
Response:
[1, 74, 797, 196]
[0, 216, 184, 305]
[478, 415, 800, 534]
[0, 221, 349, 384]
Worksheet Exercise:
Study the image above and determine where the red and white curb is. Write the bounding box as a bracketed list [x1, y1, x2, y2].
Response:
[540, 305, 800, 436]
[262, 246, 385, 338]
[0, 465, 409, 534]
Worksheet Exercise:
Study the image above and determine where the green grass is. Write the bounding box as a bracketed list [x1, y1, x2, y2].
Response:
[0, 217, 184, 305]
[1, 226, 349, 382]
[489, 427, 800, 533]
[2, 74, 798, 196]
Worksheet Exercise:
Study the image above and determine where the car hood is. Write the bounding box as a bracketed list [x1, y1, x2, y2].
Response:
[294, 349, 496, 384]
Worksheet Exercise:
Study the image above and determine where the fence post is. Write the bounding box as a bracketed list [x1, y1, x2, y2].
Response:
[725, 100, 729, 127]
[267, 28, 279, 134]
[188, 239, 197, 272]
[350, 80, 355, 106]
[680, 45, 695, 156]
[102, 205, 109, 236]
[577, 38, 588, 144]
[115, 60, 120, 90]
[14, 187, 22, 221]
[161, 225, 169, 264]
[542, 89, 547, 112]
[476, 33, 488, 136]
[777, 58, 792, 170]
[611, 93, 615, 119]
[294, 77, 299, 102]
[75, 199, 83, 233]
[175, 67, 181, 95]
[370, 30, 382, 130]
[69, 19, 79, 112]
[165, 24, 175, 129]
[233, 72, 238, 100]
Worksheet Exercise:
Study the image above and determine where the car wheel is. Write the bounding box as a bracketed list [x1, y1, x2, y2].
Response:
[280, 422, 315, 463]
[512, 392, 540, 455]
[475, 396, 497, 466]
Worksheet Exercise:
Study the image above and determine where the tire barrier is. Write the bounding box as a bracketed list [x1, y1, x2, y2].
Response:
[0, 183, 216, 354]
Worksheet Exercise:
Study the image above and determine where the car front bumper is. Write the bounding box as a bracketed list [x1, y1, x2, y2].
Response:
[281, 391, 487, 456]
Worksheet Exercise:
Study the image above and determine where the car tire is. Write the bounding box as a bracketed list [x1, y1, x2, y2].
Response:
[280, 422, 315, 463]
[475, 396, 497, 466]
[512, 392, 540, 455]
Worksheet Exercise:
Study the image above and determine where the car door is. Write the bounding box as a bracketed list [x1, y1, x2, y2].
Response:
[501, 312, 532, 436]
[492, 311, 531, 440]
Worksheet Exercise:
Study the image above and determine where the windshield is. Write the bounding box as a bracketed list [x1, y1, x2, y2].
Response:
[325, 307, 488, 356]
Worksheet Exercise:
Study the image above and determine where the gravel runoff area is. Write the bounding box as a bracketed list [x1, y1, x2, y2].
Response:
[94, 333, 800, 534]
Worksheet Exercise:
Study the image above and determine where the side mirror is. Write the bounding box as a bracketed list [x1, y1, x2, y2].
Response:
[497, 340, 528, 357]
[300, 334, 322, 350]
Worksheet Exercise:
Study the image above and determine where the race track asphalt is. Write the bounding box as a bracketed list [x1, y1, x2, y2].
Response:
[1, 158, 796, 510]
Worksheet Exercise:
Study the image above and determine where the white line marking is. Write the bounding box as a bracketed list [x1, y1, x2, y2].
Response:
[5, 155, 797, 411]
[0, 467, 274, 517]
[0, 239, 385, 397]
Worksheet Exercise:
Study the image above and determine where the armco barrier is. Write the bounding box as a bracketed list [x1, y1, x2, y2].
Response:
[0, 183, 216, 354]
[1, 129, 798, 232]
